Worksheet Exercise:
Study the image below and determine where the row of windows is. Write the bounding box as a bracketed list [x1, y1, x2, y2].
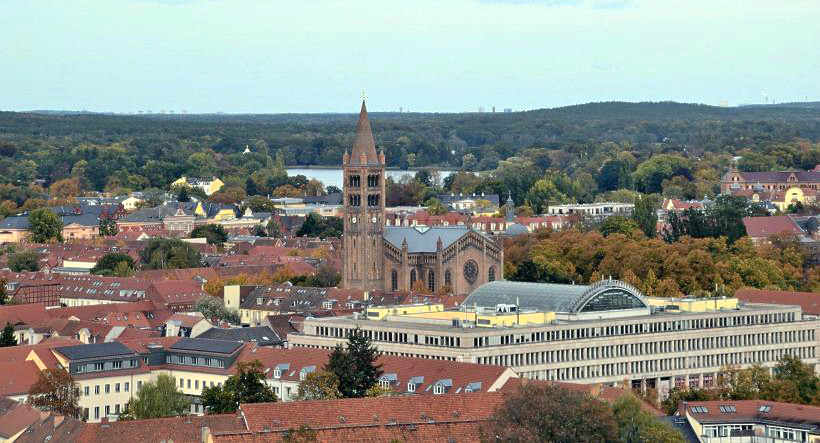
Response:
[166, 354, 225, 368]
[347, 175, 380, 188]
[179, 377, 220, 391]
[479, 347, 816, 381]
[310, 313, 808, 352]
[474, 311, 800, 348]
[347, 194, 381, 207]
[76, 359, 139, 373]
[393, 266, 496, 292]
[83, 381, 132, 396]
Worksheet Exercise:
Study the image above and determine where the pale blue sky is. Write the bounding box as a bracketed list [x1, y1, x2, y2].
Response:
[1, 0, 818, 113]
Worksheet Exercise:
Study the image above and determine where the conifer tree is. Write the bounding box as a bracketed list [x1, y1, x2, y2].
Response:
[325, 328, 383, 398]
[0, 322, 17, 347]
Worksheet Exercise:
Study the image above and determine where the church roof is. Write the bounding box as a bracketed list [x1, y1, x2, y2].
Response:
[350, 101, 380, 165]
[383, 226, 473, 253]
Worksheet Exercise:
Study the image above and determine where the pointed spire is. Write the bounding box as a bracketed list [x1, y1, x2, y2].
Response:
[350, 100, 380, 165]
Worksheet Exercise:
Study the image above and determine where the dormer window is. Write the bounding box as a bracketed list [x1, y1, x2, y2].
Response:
[274, 368, 281, 379]
[407, 382, 416, 392]
[433, 384, 444, 395]
[379, 379, 391, 389]
[299, 370, 307, 381]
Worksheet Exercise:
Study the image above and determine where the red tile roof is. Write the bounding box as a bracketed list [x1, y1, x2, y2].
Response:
[0, 402, 41, 439]
[238, 392, 505, 433]
[76, 413, 246, 443]
[679, 399, 820, 427]
[213, 422, 485, 442]
[734, 288, 820, 315]
[0, 304, 49, 327]
[742, 216, 803, 239]
[0, 361, 41, 396]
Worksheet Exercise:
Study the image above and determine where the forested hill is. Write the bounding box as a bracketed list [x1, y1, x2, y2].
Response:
[0, 101, 818, 200]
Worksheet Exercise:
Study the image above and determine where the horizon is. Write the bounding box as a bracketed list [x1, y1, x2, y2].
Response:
[2, 0, 819, 114]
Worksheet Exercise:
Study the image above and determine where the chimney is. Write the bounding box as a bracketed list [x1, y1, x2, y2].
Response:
[200, 426, 211, 443]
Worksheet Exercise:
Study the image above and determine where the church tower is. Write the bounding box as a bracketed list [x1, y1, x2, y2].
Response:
[342, 100, 386, 292]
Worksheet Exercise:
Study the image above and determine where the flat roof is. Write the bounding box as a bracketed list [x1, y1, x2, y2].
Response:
[170, 338, 243, 355]
[56, 342, 136, 360]
[303, 302, 802, 334]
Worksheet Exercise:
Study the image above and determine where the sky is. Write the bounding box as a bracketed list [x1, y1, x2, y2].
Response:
[1, 0, 818, 113]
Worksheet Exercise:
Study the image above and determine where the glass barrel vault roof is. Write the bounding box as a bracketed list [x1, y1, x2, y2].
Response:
[463, 280, 648, 314]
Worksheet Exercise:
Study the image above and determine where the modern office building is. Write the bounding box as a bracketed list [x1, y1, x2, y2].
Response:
[289, 279, 819, 397]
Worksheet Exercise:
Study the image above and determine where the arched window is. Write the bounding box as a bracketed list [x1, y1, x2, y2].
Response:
[410, 270, 416, 288]
[444, 270, 452, 287]
[488, 266, 496, 282]
[391, 270, 398, 291]
[428, 270, 435, 292]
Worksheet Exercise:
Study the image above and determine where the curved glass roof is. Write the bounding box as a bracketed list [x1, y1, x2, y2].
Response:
[463, 279, 648, 314]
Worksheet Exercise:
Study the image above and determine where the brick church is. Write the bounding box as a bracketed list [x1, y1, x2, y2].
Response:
[342, 101, 503, 295]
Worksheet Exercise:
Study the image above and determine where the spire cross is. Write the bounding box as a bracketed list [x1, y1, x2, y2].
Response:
[361, 90, 367, 102]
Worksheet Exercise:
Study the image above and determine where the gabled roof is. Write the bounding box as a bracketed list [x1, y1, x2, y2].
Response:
[680, 400, 820, 429]
[0, 402, 41, 439]
[76, 413, 245, 443]
[383, 226, 480, 253]
[734, 288, 820, 316]
[238, 392, 505, 434]
[742, 216, 804, 238]
[0, 361, 41, 396]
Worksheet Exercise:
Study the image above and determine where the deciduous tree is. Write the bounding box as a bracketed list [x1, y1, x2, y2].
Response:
[481, 383, 618, 442]
[28, 208, 63, 243]
[27, 369, 81, 418]
[120, 374, 188, 420]
[202, 360, 277, 413]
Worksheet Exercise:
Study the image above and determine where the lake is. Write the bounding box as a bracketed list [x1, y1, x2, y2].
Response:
[286, 168, 456, 189]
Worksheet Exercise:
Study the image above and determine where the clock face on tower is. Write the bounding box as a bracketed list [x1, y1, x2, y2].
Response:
[372, 216, 377, 224]
[351, 217, 357, 224]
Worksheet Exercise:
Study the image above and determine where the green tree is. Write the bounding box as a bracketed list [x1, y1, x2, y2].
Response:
[176, 185, 190, 202]
[773, 354, 819, 404]
[202, 360, 277, 413]
[28, 208, 63, 243]
[633, 155, 691, 194]
[266, 218, 283, 238]
[325, 329, 383, 398]
[8, 250, 42, 272]
[599, 216, 640, 238]
[195, 296, 240, 324]
[632, 194, 660, 238]
[27, 369, 81, 418]
[296, 214, 342, 238]
[598, 159, 634, 192]
[613, 393, 683, 442]
[425, 197, 447, 215]
[139, 238, 202, 270]
[296, 370, 342, 401]
[98, 218, 118, 237]
[121, 374, 188, 420]
[481, 383, 618, 442]
[91, 252, 135, 276]
[190, 224, 228, 245]
[1, 322, 17, 347]
[0, 279, 7, 305]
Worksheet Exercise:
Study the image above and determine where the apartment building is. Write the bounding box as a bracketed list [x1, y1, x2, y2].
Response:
[677, 400, 820, 442]
[289, 279, 820, 398]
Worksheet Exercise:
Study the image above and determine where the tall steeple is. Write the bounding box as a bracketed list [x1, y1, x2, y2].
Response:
[349, 100, 380, 165]
[342, 99, 386, 292]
